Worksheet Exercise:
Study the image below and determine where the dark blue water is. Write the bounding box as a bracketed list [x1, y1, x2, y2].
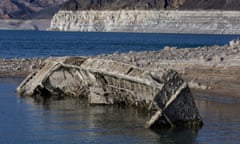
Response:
[0, 78, 240, 144]
[0, 30, 240, 58]
[0, 31, 240, 144]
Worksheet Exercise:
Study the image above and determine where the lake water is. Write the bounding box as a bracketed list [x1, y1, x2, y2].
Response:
[1, 78, 240, 144]
[0, 30, 240, 58]
[0, 30, 240, 144]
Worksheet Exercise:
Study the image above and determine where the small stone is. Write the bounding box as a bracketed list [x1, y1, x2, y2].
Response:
[163, 46, 171, 51]
[229, 39, 240, 47]
[113, 51, 119, 55]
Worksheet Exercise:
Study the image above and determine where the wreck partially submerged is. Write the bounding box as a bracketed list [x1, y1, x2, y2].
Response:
[16, 57, 202, 128]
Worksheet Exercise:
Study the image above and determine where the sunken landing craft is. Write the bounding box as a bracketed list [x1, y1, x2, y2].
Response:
[16, 57, 202, 128]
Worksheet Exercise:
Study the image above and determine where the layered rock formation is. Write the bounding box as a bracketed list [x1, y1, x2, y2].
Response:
[50, 10, 240, 34]
[2, 0, 240, 31]
[49, 0, 240, 33]
[16, 57, 203, 128]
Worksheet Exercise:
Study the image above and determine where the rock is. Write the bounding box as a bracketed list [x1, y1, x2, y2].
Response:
[49, 10, 240, 34]
[188, 81, 208, 90]
[113, 51, 120, 55]
[0, 0, 66, 19]
[229, 39, 240, 47]
[61, 0, 240, 11]
[214, 56, 224, 62]
[16, 56, 203, 128]
[163, 46, 172, 51]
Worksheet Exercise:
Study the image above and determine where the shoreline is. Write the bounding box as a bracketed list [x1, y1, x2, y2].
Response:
[50, 10, 240, 34]
[1, 10, 240, 34]
[0, 19, 51, 31]
[1, 41, 239, 100]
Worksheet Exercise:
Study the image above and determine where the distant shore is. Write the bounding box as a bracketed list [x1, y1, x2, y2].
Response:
[0, 19, 51, 31]
[1, 41, 239, 99]
[50, 10, 240, 34]
[2, 10, 240, 34]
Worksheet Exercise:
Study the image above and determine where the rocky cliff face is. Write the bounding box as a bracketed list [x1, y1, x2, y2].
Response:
[0, 0, 67, 19]
[61, 0, 240, 10]
[49, 0, 240, 34]
[2, 0, 240, 19]
[50, 10, 240, 34]
[61, 0, 166, 10]
[180, 0, 240, 10]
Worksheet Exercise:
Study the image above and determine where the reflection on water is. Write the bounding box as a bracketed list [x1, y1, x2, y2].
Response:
[0, 78, 239, 144]
[151, 128, 199, 144]
[195, 98, 240, 144]
[9, 97, 200, 144]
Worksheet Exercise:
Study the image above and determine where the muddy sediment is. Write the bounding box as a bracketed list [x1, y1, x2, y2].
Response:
[1, 41, 240, 99]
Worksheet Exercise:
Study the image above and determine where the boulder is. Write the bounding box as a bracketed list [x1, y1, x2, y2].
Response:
[16, 56, 203, 128]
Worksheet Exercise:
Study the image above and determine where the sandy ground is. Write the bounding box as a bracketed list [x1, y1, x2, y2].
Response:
[0, 41, 239, 100]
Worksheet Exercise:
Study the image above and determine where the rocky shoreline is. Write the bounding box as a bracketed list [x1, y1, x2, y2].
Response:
[1, 40, 239, 99]
[97, 41, 240, 99]
[0, 57, 43, 77]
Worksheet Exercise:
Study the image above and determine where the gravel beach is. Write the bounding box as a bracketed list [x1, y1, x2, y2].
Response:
[96, 41, 240, 99]
[1, 41, 239, 99]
